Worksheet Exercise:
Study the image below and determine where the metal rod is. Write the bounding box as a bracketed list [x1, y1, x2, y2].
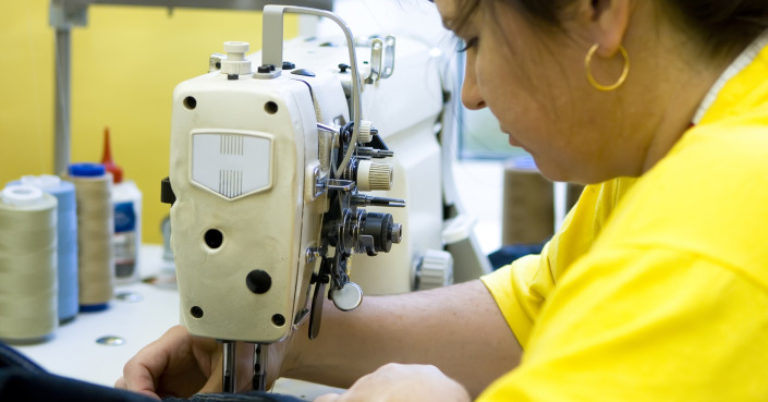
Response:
[252, 343, 268, 391]
[352, 194, 406, 208]
[317, 122, 338, 133]
[222, 341, 236, 393]
[54, 27, 71, 175]
[58, 0, 332, 11]
[262, 5, 363, 178]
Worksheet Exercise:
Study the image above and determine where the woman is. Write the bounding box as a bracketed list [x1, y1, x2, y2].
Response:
[117, 0, 768, 400]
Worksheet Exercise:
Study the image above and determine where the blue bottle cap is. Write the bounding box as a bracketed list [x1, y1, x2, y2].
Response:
[79, 303, 109, 313]
[69, 163, 106, 178]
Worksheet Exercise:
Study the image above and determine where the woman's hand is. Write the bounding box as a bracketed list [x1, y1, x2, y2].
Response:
[114, 325, 255, 399]
[313, 363, 471, 402]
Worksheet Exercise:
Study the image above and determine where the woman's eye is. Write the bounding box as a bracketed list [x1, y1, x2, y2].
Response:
[457, 37, 478, 53]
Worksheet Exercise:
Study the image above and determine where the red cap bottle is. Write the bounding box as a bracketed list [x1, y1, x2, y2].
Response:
[101, 127, 124, 184]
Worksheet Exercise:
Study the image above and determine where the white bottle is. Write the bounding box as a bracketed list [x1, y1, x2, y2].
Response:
[102, 127, 143, 284]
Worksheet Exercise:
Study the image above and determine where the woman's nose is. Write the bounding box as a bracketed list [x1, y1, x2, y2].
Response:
[461, 58, 486, 110]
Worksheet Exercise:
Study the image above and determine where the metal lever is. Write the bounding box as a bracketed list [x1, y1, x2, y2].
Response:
[309, 257, 334, 339]
[351, 194, 405, 208]
[357, 147, 394, 158]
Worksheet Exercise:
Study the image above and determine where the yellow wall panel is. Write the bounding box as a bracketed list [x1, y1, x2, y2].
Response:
[0, 2, 298, 244]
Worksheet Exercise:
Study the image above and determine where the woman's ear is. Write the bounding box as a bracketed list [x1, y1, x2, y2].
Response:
[579, 0, 631, 57]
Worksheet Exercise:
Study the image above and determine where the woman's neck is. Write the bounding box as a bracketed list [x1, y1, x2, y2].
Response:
[637, 41, 743, 173]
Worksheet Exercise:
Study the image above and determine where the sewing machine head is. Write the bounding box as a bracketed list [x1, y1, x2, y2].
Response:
[167, 6, 406, 347]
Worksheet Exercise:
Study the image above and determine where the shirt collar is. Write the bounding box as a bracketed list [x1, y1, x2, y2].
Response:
[692, 30, 768, 125]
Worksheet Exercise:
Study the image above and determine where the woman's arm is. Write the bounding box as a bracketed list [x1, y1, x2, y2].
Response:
[283, 279, 521, 398]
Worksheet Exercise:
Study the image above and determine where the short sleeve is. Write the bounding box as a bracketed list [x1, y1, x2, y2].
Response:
[481, 177, 637, 348]
[481, 250, 552, 348]
[478, 247, 768, 401]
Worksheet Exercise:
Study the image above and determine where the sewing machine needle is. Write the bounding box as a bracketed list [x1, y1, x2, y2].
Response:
[253, 343, 268, 391]
[222, 341, 236, 393]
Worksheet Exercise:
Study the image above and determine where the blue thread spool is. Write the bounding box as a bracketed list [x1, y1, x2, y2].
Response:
[14, 176, 79, 323]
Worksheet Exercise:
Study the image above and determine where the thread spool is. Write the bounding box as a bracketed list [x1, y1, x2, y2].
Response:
[67, 163, 114, 311]
[10, 175, 80, 323]
[0, 185, 58, 343]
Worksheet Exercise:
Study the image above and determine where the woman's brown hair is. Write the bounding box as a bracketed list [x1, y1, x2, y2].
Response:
[450, 0, 768, 56]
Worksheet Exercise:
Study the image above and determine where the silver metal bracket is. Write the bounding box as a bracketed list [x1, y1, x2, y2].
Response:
[313, 167, 356, 197]
[313, 166, 328, 198]
[363, 35, 395, 84]
[209, 53, 224, 72]
[327, 179, 355, 192]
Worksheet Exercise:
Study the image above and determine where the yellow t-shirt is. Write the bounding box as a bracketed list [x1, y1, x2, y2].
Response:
[478, 41, 768, 400]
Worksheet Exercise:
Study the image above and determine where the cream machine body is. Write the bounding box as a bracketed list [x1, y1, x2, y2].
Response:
[163, 5, 406, 391]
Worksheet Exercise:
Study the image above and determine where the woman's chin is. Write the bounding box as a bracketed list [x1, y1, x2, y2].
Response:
[507, 135, 522, 147]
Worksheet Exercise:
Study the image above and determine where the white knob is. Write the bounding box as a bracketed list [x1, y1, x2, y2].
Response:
[416, 249, 454, 290]
[357, 160, 392, 191]
[330, 282, 363, 311]
[357, 120, 374, 144]
[224, 41, 249, 55]
[221, 41, 252, 75]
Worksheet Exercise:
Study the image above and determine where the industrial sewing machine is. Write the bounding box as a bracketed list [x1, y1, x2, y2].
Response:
[163, 5, 490, 392]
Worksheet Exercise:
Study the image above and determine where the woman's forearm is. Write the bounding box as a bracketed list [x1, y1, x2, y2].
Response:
[282, 280, 522, 397]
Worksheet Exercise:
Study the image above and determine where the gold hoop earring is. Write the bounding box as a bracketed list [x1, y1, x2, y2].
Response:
[584, 44, 630, 91]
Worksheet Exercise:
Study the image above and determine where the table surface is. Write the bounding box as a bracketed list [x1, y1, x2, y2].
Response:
[12, 245, 343, 400]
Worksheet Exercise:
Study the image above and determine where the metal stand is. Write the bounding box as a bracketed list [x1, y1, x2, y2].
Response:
[54, 28, 71, 175]
[48, 0, 332, 174]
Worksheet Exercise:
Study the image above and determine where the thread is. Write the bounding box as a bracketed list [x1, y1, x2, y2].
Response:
[0, 185, 58, 343]
[11, 175, 80, 323]
[67, 164, 114, 311]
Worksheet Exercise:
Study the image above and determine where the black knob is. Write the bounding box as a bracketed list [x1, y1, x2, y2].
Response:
[160, 177, 175, 205]
[338, 63, 351, 73]
[360, 212, 396, 254]
[257, 64, 274, 74]
[246, 270, 272, 294]
[282, 61, 296, 70]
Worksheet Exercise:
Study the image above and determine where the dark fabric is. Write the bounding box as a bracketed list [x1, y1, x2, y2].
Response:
[164, 392, 304, 402]
[0, 342, 304, 402]
[0, 366, 156, 402]
[0, 341, 46, 374]
[488, 242, 546, 269]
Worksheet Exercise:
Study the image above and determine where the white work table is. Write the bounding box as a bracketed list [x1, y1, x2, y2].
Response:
[12, 245, 343, 400]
